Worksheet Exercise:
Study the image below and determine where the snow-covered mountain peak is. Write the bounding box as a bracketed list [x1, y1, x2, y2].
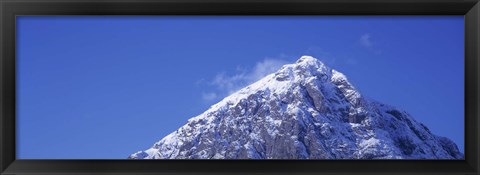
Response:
[291, 55, 331, 78]
[129, 56, 463, 160]
[295, 55, 323, 65]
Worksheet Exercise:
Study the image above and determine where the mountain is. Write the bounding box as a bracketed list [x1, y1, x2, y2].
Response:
[129, 56, 463, 159]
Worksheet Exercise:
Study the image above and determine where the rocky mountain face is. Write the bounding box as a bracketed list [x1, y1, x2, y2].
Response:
[129, 56, 463, 159]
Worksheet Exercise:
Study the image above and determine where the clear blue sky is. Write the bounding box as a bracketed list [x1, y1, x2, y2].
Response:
[16, 16, 464, 159]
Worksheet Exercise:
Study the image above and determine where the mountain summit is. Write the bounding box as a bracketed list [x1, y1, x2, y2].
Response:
[129, 56, 463, 159]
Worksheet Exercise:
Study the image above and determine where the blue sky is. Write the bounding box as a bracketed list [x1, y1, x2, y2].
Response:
[16, 16, 464, 159]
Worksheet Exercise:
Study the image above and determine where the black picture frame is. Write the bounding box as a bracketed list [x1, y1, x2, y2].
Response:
[1, 0, 479, 174]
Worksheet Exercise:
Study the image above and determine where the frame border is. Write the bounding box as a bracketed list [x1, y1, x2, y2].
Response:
[1, 0, 479, 174]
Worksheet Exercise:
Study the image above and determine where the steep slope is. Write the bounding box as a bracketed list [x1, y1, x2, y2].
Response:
[129, 56, 463, 159]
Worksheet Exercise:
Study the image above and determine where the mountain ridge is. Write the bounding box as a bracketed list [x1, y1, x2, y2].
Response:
[129, 56, 463, 159]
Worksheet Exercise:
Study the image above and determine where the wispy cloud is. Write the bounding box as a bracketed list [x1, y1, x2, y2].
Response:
[250, 59, 289, 82]
[210, 72, 248, 94]
[360, 34, 373, 48]
[359, 33, 382, 54]
[206, 58, 290, 97]
[201, 92, 218, 101]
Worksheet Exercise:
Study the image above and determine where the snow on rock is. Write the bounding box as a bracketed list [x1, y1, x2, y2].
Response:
[129, 56, 463, 159]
